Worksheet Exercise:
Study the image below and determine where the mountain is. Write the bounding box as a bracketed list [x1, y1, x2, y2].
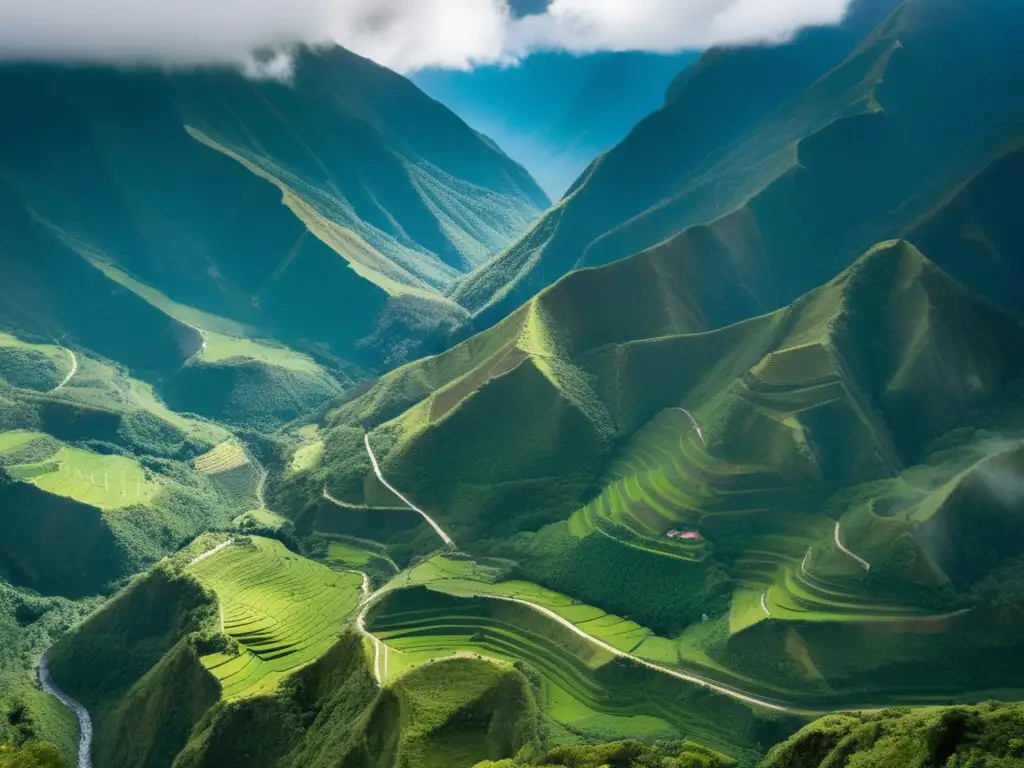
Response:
[0, 46, 548, 379]
[412, 50, 699, 199]
[455, 0, 1024, 335]
[5, 2, 1024, 766]
[297, 239, 1024, 701]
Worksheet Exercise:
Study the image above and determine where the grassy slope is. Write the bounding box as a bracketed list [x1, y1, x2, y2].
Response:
[310, 241, 1024, 560]
[456, 0, 1024, 340]
[188, 537, 364, 700]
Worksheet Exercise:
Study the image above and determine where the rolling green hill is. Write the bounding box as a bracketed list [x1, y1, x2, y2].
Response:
[0, 45, 548, 378]
[456, 0, 1024, 335]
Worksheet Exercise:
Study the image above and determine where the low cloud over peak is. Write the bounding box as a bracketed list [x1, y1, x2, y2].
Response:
[0, 0, 855, 74]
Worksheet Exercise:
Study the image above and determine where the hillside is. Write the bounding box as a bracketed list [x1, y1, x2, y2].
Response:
[0, 46, 548, 377]
[475, 700, 1024, 767]
[310, 241, 1024, 547]
[289, 240, 1024, 706]
[0, 339, 274, 760]
[456, 0, 1024, 334]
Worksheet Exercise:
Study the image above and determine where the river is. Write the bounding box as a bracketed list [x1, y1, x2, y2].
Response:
[38, 653, 92, 768]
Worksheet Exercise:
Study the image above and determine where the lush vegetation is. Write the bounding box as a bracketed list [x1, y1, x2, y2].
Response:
[476, 740, 737, 768]
[161, 358, 344, 431]
[760, 702, 1024, 767]
[188, 537, 364, 700]
[45, 567, 220, 768]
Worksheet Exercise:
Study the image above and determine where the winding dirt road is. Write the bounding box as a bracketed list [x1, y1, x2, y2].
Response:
[363, 433, 455, 549]
[834, 522, 871, 571]
[473, 594, 816, 715]
[188, 539, 233, 567]
[668, 407, 707, 445]
[53, 349, 78, 392]
[356, 582, 387, 686]
[39, 653, 92, 768]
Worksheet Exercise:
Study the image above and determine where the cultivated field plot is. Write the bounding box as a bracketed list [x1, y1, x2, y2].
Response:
[0, 430, 46, 454]
[195, 441, 249, 474]
[399, 557, 653, 654]
[367, 587, 761, 751]
[195, 441, 261, 504]
[190, 537, 364, 700]
[2, 438, 156, 509]
[202, 331, 320, 373]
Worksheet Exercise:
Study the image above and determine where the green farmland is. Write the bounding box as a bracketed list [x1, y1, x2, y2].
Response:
[189, 537, 364, 699]
[1, 431, 156, 509]
[366, 584, 783, 761]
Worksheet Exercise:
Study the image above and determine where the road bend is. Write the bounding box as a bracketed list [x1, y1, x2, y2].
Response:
[668, 407, 707, 445]
[363, 433, 455, 549]
[834, 522, 871, 571]
[53, 349, 78, 392]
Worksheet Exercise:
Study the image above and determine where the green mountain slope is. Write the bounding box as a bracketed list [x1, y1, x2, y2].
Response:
[292, 239, 1024, 707]
[312, 241, 1023, 550]
[0, 47, 548, 375]
[457, 0, 1024, 333]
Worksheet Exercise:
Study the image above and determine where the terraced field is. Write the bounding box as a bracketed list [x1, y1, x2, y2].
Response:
[189, 537, 364, 699]
[366, 583, 775, 760]
[1, 435, 156, 509]
[399, 558, 653, 655]
[369, 588, 680, 741]
[569, 406, 787, 562]
[195, 441, 262, 504]
[195, 442, 249, 474]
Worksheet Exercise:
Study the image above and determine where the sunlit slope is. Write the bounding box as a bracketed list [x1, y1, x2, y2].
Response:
[0, 46, 547, 371]
[458, 0, 1024, 331]
[0, 345, 260, 598]
[189, 538, 364, 700]
[315, 241, 1024, 552]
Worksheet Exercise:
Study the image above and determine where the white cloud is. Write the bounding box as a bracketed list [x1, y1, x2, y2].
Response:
[0, 0, 855, 74]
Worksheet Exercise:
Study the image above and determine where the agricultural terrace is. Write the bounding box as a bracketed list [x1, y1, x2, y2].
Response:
[195, 442, 249, 474]
[189, 537, 364, 699]
[1, 431, 156, 509]
[367, 583, 774, 760]
[195, 441, 261, 504]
